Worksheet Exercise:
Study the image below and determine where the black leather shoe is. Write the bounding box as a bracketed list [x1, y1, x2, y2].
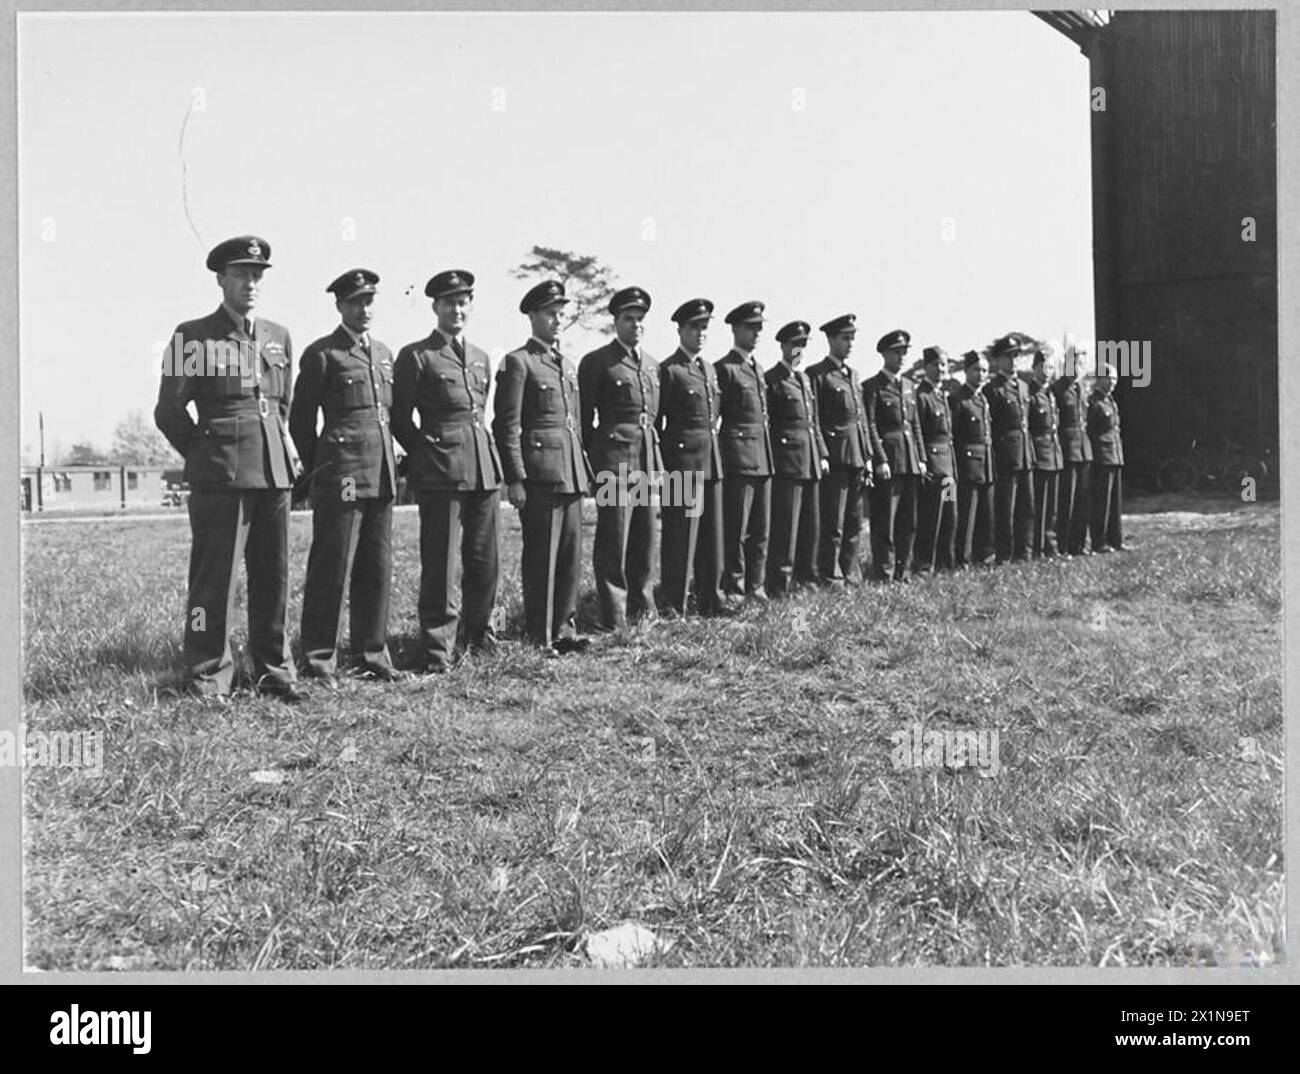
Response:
[259, 681, 307, 704]
[355, 664, 411, 683]
[552, 635, 591, 655]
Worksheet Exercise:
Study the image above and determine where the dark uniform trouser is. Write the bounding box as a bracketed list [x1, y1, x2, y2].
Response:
[661, 476, 724, 615]
[417, 488, 500, 668]
[955, 479, 994, 566]
[993, 470, 1035, 561]
[185, 488, 294, 694]
[818, 466, 865, 583]
[1031, 470, 1060, 556]
[869, 474, 919, 580]
[520, 487, 583, 646]
[593, 480, 657, 628]
[1090, 465, 1123, 551]
[767, 476, 820, 595]
[722, 474, 771, 596]
[1056, 462, 1091, 554]
[300, 494, 394, 676]
[915, 475, 957, 573]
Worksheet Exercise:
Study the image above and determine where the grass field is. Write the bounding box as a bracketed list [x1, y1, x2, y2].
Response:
[22, 496, 1283, 970]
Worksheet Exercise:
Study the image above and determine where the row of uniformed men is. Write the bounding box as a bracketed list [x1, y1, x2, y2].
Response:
[154, 235, 1125, 701]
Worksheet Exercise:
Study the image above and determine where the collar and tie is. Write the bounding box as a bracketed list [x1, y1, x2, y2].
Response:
[452, 337, 466, 363]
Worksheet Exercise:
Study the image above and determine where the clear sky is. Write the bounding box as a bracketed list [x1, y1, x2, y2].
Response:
[18, 10, 1094, 458]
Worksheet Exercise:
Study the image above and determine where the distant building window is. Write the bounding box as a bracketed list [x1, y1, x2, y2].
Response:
[93, 471, 111, 491]
[127, 472, 139, 490]
[52, 472, 71, 492]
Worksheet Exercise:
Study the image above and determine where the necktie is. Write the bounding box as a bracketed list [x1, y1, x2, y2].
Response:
[453, 337, 465, 363]
[358, 335, 370, 356]
[244, 318, 254, 338]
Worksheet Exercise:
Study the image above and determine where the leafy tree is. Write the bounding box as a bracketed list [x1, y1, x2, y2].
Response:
[509, 246, 618, 335]
[110, 410, 180, 466]
[61, 442, 110, 466]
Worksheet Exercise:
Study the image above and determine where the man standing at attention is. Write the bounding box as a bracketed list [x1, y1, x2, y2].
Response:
[1087, 363, 1126, 554]
[290, 268, 404, 684]
[658, 298, 727, 618]
[863, 329, 927, 582]
[391, 269, 503, 673]
[806, 314, 871, 586]
[715, 301, 775, 606]
[949, 350, 996, 569]
[1027, 347, 1064, 558]
[493, 280, 594, 654]
[154, 235, 303, 701]
[578, 286, 661, 631]
[764, 320, 829, 596]
[913, 346, 956, 574]
[983, 333, 1036, 563]
[1052, 341, 1094, 557]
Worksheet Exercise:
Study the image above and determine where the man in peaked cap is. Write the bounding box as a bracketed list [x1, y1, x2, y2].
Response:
[1027, 348, 1064, 558]
[578, 286, 662, 631]
[1052, 340, 1094, 556]
[1087, 363, 1125, 553]
[913, 345, 956, 574]
[391, 268, 504, 673]
[983, 332, 1037, 562]
[950, 349, 996, 568]
[765, 320, 829, 596]
[806, 313, 872, 586]
[658, 298, 728, 617]
[493, 280, 595, 653]
[154, 235, 304, 701]
[863, 328, 928, 582]
[715, 300, 775, 605]
[290, 268, 404, 684]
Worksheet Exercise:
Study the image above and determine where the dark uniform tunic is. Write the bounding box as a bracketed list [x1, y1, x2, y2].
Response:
[1052, 375, 1093, 555]
[715, 348, 775, 598]
[578, 339, 662, 628]
[806, 355, 871, 584]
[1087, 389, 1125, 552]
[154, 305, 298, 694]
[863, 368, 926, 581]
[764, 361, 828, 594]
[983, 371, 1037, 562]
[1027, 379, 1063, 558]
[914, 378, 956, 573]
[290, 324, 399, 677]
[657, 348, 726, 615]
[391, 328, 503, 669]
[493, 337, 593, 646]
[949, 382, 995, 567]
